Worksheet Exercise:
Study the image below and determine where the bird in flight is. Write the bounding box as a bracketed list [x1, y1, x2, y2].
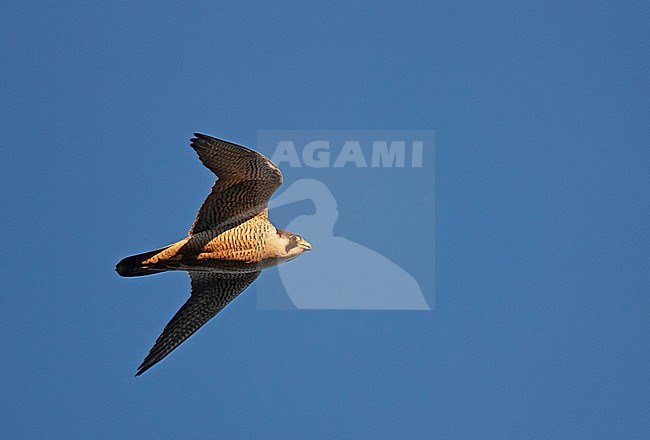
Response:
[116, 133, 312, 376]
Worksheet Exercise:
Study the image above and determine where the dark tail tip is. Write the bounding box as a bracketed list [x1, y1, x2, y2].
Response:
[115, 255, 142, 277]
[116, 246, 172, 277]
[116, 255, 167, 277]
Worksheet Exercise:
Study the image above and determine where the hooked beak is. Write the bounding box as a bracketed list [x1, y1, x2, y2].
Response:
[299, 239, 312, 251]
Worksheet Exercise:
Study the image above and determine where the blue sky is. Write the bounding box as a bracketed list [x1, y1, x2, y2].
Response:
[1, 1, 648, 438]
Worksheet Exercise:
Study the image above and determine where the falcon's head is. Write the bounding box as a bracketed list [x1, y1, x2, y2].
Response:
[276, 229, 312, 259]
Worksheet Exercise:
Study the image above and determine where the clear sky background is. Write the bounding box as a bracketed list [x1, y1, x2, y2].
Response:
[1, 1, 648, 439]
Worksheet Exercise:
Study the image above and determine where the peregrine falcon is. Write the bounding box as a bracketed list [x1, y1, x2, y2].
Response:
[116, 133, 312, 376]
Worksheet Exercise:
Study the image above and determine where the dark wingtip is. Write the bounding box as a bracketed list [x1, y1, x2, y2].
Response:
[135, 360, 152, 377]
[190, 133, 211, 151]
[192, 133, 211, 144]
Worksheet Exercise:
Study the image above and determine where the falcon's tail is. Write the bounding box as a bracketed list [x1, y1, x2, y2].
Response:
[116, 246, 172, 277]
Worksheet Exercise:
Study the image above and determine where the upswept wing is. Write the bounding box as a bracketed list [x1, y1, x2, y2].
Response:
[136, 271, 260, 376]
[189, 133, 283, 234]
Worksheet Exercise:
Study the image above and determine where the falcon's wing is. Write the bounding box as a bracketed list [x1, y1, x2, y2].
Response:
[136, 271, 260, 376]
[189, 133, 283, 234]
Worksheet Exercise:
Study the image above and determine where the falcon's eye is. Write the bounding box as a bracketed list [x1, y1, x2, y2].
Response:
[290, 234, 298, 241]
